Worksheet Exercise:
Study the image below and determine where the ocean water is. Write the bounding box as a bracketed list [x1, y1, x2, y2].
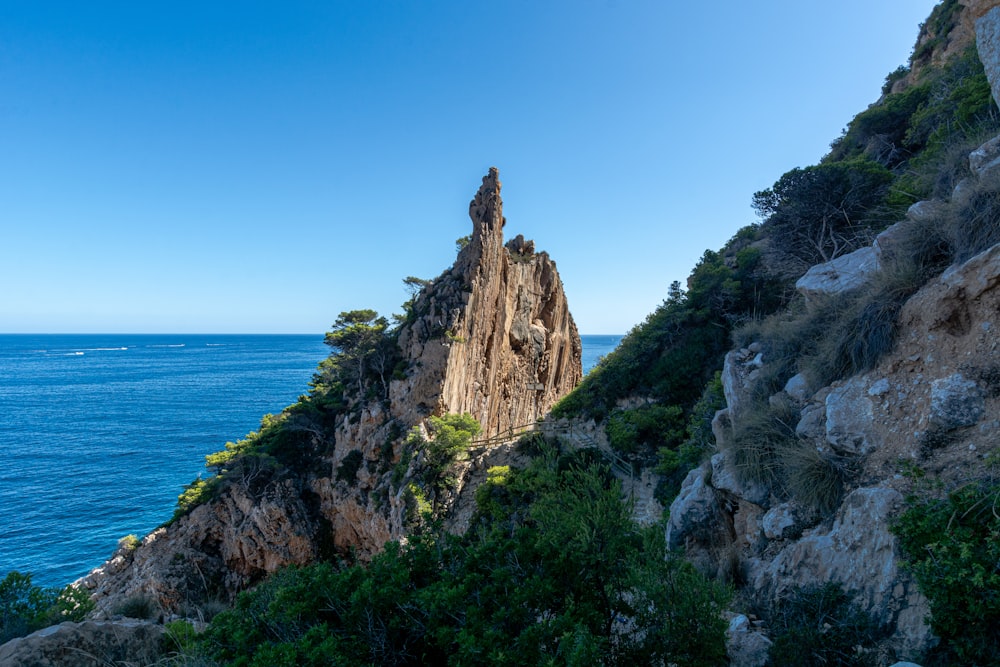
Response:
[0, 333, 620, 587]
[580, 334, 622, 373]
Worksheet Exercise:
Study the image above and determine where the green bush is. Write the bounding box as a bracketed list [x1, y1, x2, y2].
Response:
[0, 572, 94, 644]
[335, 449, 364, 484]
[197, 450, 730, 666]
[605, 404, 685, 455]
[892, 479, 1000, 665]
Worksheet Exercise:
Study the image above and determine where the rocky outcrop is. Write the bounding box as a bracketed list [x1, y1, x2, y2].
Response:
[80, 168, 582, 617]
[0, 620, 165, 667]
[393, 168, 581, 437]
[668, 238, 1000, 659]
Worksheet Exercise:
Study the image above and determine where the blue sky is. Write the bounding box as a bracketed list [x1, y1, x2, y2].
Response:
[1, 1, 940, 334]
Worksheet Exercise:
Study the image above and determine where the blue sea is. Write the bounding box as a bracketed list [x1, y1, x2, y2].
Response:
[0, 333, 620, 588]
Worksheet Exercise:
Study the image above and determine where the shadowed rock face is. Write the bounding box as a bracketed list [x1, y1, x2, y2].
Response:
[79, 168, 582, 617]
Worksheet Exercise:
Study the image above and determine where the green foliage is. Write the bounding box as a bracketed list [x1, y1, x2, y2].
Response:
[404, 482, 434, 524]
[912, 0, 963, 65]
[319, 309, 399, 400]
[753, 159, 894, 268]
[766, 582, 887, 667]
[197, 450, 729, 666]
[335, 449, 364, 484]
[473, 465, 513, 521]
[455, 235, 471, 253]
[119, 533, 141, 552]
[0, 572, 94, 644]
[892, 479, 1000, 665]
[174, 476, 221, 522]
[831, 43, 998, 179]
[554, 233, 785, 423]
[163, 619, 201, 655]
[422, 413, 480, 491]
[605, 404, 684, 455]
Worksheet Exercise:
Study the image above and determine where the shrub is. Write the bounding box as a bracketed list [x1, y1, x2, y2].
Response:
[766, 582, 887, 667]
[892, 479, 1000, 665]
[0, 572, 94, 644]
[942, 167, 1000, 263]
[173, 476, 221, 522]
[728, 399, 797, 488]
[605, 403, 685, 455]
[335, 449, 364, 484]
[197, 450, 730, 666]
[777, 441, 846, 515]
[118, 533, 141, 553]
[117, 593, 158, 620]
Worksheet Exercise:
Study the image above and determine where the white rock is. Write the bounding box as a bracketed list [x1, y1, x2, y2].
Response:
[726, 613, 772, 667]
[868, 378, 891, 397]
[795, 246, 880, 301]
[826, 377, 877, 455]
[783, 373, 810, 403]
[712, 451, 770, 508]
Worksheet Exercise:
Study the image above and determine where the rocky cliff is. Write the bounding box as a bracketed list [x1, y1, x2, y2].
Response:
[668, 51, 1000, 662]
[78, 168, 582, 618]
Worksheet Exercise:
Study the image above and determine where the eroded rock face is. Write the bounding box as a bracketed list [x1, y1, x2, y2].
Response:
[81, 168, 583, 617]
[393, 168, 582, 436]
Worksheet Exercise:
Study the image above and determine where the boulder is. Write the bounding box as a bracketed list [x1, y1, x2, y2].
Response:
[825, 377, 877, 455]
[969, 133, 1000, 177]
[761, 502, 808, 540]
[795, 401, 826, 441]
[711, 451, 770, 508]
[783, 373, 810, 403]
[795, 246, 880, 301]
[665, 464, 721, 551]
[726, 613, 772, 667]
[721, 346, 762, 421]
[0, 621, 165, 667]
[904, 200, 941, 224]
[875, 220, 917, 261]
[929, 373, 985, 430]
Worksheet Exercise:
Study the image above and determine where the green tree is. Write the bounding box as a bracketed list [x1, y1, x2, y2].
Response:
[753, 159, 894, 267]
[322, 310, 397, 397]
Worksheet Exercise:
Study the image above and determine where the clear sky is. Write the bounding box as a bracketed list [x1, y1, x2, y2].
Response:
[1, 1, 941, 334]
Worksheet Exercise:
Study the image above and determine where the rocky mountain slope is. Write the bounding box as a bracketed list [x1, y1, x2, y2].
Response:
[77, 168, 582, 618]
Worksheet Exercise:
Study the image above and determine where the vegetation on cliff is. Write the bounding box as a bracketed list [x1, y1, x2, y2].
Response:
[189, 442, 728, 667]
[0, 572, 93, 645]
